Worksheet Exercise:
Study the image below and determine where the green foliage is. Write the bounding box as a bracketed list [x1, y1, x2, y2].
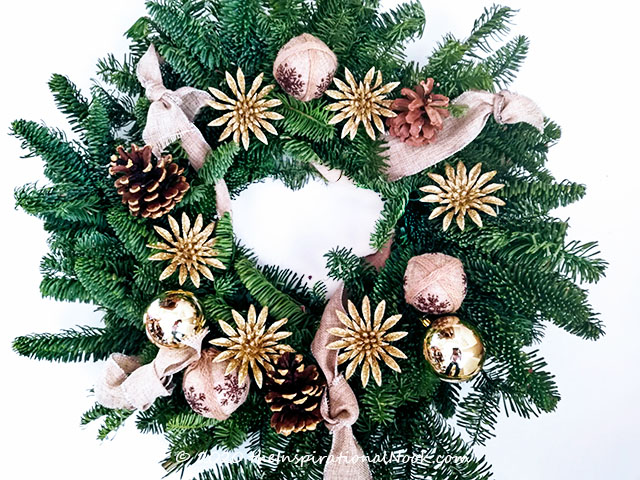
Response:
[198, 143, 241, 185]
[234, 257, 312, 349]
[48, 74, 90, 133]
[11, 2, 605, 479]
[10, 120, 89, 185]
[277, 94, 336, 142]
[12, 325, 145, 362]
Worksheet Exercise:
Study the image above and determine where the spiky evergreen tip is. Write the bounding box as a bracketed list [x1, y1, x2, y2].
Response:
[11, 1, 604, 479]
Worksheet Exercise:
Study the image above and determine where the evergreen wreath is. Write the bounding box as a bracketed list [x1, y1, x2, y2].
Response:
[11, 1, 606, 479]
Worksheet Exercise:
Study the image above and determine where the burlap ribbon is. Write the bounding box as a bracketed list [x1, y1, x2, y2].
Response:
[383, 89, 545, 181]
[95, 330, 207, 410]
[312, 286, 372, 480]
[137, 44, 232, 216]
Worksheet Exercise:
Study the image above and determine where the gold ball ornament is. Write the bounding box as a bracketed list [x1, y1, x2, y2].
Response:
[273, 33, 338, 101]
[422, 316, 485, 383]
[143, 290, 205, 348]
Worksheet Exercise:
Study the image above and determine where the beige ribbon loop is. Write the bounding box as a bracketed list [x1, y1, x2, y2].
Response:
[312, 286, 372, 480]
[136, 44, 232, 216]
[95, 330, 207, 411]
[383, 89, 545, 181]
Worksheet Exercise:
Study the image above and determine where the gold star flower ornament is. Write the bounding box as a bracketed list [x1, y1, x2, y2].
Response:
[147, 212, 225, 288]
[207, 68, 284, 150]
[420, 162, 506, 231]
[210, 305, 294, 388]
[327, 296, 407, 387]
[326, 67, 399, 140]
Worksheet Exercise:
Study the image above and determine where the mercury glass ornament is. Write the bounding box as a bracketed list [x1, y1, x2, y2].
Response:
[143, 290, 205, 348]
[422, 316, 485, 383]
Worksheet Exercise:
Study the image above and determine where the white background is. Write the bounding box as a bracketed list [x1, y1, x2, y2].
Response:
[1, 1, 638, 478]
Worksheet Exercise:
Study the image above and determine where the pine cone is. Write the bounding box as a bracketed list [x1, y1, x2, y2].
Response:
[264, 353, 325, 436]
[386, 78, 450, 146]
[109, 144, 189, 219]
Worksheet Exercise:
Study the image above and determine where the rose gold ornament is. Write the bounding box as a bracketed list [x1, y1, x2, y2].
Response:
[404, 253, 467, 314]
[182, 348, 250, 419]
[273, 33, 338, 102]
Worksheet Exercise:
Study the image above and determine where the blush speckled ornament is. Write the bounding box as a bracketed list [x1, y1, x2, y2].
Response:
[143, 290, 205, 348]
[273, 33, 338, 101]
[422, 316, 485, 383]
[182, 348, 250, 420]
[404, 253, 467, 314]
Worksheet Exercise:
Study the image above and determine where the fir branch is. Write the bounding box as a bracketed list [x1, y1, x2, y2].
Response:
[277, 94, 336, 142]
[15, 183, 104, 225]
[80, 403, 112, 425]
[197, 143, 241, 185]
[167, 411, 219, 431]
[375, 1, 426, 47]
[214, 212, 235, 268]
[84, 92, 115, 164]
[12, 325, 145, 362]
[10, 120, 89, 185]
[457, 372, 501, 446]
[466, 5, 516, 54]
[97, 408, 135, 440]
[40, 276, 93, 303]
[324, 247, 374, 298]
[75, 256, 143, 324]
[106, 207, 156, 263]
[194, 461, 262, 480]
[146, 0, 222, 73]
[48, 74, 90, 133]
[96, 53, 143, 96]
[234, 257, 310, 348]
[484, 35, 529, 89]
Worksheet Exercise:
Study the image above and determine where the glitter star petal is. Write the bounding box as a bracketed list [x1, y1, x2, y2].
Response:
[147, 212, 225, 288]
[420, 162, 506, 231]
[326, 296, 407, 387]
[210, 305, 294, 388]
[325, 67, 399, 140]
[207, 68, 284, 150]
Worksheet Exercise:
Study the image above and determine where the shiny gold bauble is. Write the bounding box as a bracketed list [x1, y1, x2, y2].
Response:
[422, 316, 485, 383]
[143, 290, 205, 348]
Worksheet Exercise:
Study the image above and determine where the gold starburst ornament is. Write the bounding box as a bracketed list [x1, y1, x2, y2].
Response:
[147, 212, 225, 288]
[326, 296, 407, 387]
[325, 67, 399, 140]
[420, 162, 506, 231]
[210, 305, 295, 388]
[208, 68, 284, 150]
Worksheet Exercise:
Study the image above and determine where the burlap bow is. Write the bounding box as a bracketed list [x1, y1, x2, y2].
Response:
[137, 44, 232, 216]
[383, 89, 545, 181]
[312, 286, 372, 480]
[95, 330, 207, 411]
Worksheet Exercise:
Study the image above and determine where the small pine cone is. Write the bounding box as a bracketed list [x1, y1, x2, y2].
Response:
[386, 78, 450, 146]
[264, 353, 326, 436]
[109, 144, 190, 219]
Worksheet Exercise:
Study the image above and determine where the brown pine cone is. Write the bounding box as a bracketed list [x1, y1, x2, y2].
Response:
[386, 78, 450, 146]
[264, 353, 325, 436]
[109, 144, 189, 219]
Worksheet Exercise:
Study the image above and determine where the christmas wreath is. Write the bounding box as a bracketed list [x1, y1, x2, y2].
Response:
[11, 1, 606, 479]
